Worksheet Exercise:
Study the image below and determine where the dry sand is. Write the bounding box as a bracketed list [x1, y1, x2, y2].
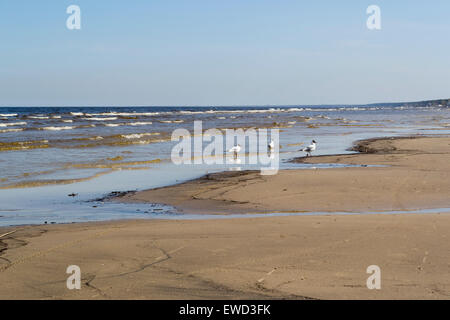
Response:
[0, 135, 449, 299]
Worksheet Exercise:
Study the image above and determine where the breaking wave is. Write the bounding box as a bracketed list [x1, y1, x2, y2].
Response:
[82, 117, 118, 121]
[0, 122, 27, 127]
[39, 126, 74, 131]
[120, 133, 161, 139]
[0, 128, 24, 133]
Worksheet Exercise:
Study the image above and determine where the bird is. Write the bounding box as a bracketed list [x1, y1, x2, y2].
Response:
[300, 140, 316, 157]
[268, 139, 275, 152]
[228, 144, 241, 159]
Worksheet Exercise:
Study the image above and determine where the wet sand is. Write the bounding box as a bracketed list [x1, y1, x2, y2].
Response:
[1, 214, 450, 299]
[122, 135, 450, 214]
[0, 135, 449, 299]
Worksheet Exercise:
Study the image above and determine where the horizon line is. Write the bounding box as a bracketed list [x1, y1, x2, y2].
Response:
[1, 97, 449, 108]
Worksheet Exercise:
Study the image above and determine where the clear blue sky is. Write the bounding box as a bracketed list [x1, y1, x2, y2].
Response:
[0, 0, 449, 106]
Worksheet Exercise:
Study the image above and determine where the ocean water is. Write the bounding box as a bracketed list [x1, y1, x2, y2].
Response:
[1, 105, 450, 226]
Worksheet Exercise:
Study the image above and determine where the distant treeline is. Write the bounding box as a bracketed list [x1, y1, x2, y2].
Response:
[368, 98, 450, 108]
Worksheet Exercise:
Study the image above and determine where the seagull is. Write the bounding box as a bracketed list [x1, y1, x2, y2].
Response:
[300, 140, 316, 157]
[228, 144, 241, 159]
[268, 139, 275, 152]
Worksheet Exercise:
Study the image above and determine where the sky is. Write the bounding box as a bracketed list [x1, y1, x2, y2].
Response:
[0, 0, 449, 106]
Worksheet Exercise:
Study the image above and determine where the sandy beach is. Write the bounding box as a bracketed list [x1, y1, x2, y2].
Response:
[122, 135, 450, 214]
[1, 135, 450, 299]
[2, 0, 450, 304]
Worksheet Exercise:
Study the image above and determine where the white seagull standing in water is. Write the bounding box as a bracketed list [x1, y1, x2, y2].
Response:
[301, 140, 316, 157]
[268, 139, 275, 152]
[229, 144, 241, 159]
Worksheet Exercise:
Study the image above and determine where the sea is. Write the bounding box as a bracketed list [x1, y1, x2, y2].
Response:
[1, 105, 449, 226]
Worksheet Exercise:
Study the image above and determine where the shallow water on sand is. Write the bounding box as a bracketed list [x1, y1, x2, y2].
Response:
[1, 105, 450, 226]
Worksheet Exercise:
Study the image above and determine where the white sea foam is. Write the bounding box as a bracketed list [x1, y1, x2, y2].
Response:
[121, 133, 160, 139]
[82, 117, 118, 121]
[0, 128, 24, 133]
[159, 120, 184, 123]
[179, 111, 205, 115]
[0, 122, 27, 127]
[40, 126, 74, 131]
[128, 122, 153, 126]
[28, 116, 49, 119]
[86, 112, 161, 116]
[104, 122, 154, 127]
[0, 113, 18, 117]
[62, 120, 73, 123]
[174, 107, 387, 115]
[104, 122, 152, 127]
[178, 108, 293, 115]
[70, 112, 84, 116]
